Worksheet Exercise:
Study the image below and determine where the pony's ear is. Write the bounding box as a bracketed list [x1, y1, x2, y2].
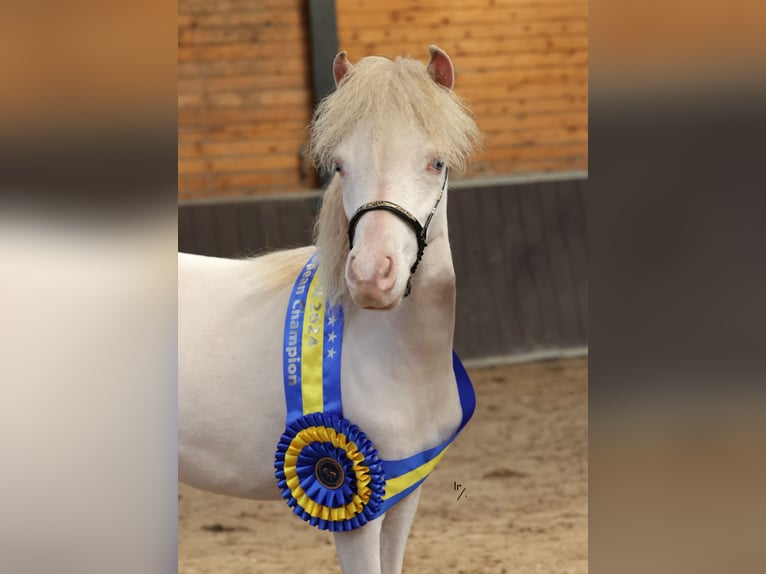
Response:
[333, 51, 354, 87]
[426, 45, 455, 90]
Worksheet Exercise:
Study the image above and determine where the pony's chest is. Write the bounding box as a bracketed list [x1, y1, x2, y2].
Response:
[274, 255, 473, 532]
[338, 367, 463, 460]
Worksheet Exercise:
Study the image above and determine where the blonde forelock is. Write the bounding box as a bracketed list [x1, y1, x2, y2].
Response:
[309, 55, 481, 176]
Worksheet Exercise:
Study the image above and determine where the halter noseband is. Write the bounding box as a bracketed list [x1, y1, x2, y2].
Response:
[347, 166, 449, 297]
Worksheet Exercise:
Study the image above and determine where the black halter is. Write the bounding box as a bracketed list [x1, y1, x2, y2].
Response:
[347, 166, 449, 297]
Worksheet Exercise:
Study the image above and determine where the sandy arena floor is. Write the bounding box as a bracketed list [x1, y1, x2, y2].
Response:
[179, 357, 588, 573]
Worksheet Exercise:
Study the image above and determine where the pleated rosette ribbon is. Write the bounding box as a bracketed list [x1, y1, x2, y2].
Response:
[274, 412, 386, 532]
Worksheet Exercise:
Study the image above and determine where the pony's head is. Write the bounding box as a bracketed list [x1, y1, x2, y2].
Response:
[312, 46, 480, 310]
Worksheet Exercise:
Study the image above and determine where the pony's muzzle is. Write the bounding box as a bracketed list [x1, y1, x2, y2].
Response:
[347, 254, 399, 309]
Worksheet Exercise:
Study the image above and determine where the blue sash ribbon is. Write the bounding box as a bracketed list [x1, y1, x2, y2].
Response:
[274, 253, 475, 531]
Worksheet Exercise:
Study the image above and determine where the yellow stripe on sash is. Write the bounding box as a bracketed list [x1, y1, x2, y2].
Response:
[301, 274, 325, 413]
[382, 446, 450, 500]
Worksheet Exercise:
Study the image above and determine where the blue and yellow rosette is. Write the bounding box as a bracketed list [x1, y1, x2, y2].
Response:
[274, 412, 386, 531]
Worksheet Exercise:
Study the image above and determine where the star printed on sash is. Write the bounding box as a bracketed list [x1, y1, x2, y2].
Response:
[328, 331, 337, 343]
[328, 313, 337, 326]
[327, 347, 336, 359]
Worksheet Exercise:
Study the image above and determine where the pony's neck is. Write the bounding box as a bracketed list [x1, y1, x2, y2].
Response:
[345, 225, 456, 370]
[401, 226, 456, 352]
[339, 226, 461, 455]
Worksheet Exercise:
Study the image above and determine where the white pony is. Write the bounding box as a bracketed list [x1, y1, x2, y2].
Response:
[179, 46, 481, 573]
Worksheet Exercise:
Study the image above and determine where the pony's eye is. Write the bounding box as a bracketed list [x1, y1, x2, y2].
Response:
[332, 161, 343, 175]
[430, 158, 445, 173]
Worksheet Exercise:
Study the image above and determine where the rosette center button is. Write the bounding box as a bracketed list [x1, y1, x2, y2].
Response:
[316, 457, 345, 489]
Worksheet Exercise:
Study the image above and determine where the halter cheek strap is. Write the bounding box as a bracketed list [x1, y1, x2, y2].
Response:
[347, 166, 449, 297]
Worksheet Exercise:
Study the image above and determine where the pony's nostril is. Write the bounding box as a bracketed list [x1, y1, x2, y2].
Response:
[348, 254, 395, 293]
[380, 257, 393, 278]
[376, 258, 396, 292]
[347, 255, 358, 281]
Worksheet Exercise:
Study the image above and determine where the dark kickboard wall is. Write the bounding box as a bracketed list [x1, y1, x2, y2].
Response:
[178, 178, 587, 360]
[448, 179, 587, 358]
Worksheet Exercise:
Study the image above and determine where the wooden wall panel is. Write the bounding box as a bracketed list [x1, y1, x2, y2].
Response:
[177, 177, 588, 360]
[178, 1, 314, 200]
[335, 0, 588, 178]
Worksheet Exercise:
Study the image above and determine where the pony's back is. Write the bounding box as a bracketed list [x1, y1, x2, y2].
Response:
[178, 246, 313, 498]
